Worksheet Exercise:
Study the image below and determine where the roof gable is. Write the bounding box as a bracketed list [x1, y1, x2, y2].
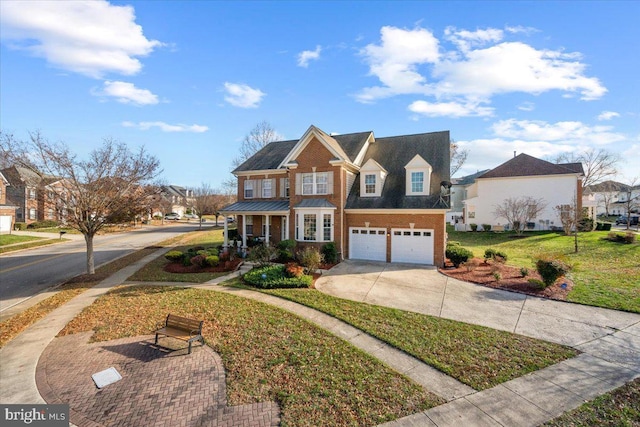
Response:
[479, 153, 584, 179]
[279, 125, 352, 168]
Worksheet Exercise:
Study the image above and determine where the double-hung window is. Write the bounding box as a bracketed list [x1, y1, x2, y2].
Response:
[411, 172, 424, 193]
[262, 179, 272, 198]
[303, 214, 316, 241]
[299, 172, 331, 195]
[364, 174, 376, 194]
[245, 215, 253, 235]
[244, 180, 254, 199]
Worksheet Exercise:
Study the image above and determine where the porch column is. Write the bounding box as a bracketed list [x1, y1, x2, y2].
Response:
[285, 214, 290, 240]
[223, 217, 229, 248]
[241, 214, 247, 250]
[264, 214, 270, 245]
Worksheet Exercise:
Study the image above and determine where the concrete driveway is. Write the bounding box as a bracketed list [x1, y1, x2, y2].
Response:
[315, 260, 640, 353]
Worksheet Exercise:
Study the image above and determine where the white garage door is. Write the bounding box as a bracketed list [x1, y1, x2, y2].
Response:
[0, 216, 11, 233]
[349, 227, 387, 262]
[391, 228, 434, 265]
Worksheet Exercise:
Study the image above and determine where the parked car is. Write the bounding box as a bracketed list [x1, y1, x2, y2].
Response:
[183, 213, 199, 220]
[615, 215, 639, 225]
[164, 213, 181, 221]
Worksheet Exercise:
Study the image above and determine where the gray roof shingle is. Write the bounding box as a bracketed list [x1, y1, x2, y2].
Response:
[346, 131, 450, 210]
[478, 154, 584, 179]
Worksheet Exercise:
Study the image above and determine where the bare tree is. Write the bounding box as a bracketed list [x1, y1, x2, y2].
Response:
[450, 139, 468, 177]
[554, 196, 581, 253]
[189, 182, 221, 229]
[232, 121, 280, 169]
[552, 149, 621, 188]
[4, 131, 160, 274]
[493, 196, 548, 235]
[620, 177, 640, 230]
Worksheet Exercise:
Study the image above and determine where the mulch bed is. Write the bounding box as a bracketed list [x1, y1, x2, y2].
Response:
[439, 259, 573, 301]
[163, 258, 243, 274]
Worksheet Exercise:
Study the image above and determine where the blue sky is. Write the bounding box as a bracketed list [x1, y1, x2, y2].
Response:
[1, 1, 638, 188]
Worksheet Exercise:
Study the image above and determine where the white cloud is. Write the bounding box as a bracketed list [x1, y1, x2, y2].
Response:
[357, 26, 440, 103]
[491, 119, 625, 145]
[517, 102, 536, 111]
[94, 81, 159, 105]
[0, 0, 162, 78]
[408, 100, 494, 117]
[297, 45, 322, 68]
[223, 82, 265, 108]
[597, 111, 620, 121]
[356, 25, 607, 116]
[122, 121, 208, 133]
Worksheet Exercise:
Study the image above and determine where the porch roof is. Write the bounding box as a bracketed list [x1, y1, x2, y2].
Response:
[220, 200, 290, 214]
[294, 199, 336, 209]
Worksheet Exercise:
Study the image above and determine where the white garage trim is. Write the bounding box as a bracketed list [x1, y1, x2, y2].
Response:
[349, 227, 387, 262]
[0, 216, 11, 233]
[391, 228, 434, 265]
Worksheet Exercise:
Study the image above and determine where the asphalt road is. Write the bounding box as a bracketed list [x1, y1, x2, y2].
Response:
[0, 223, 213, 313]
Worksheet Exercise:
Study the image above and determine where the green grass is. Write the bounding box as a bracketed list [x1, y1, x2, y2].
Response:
[128, 228, 229, 283]
[448, 230, 640, 313]
[543, 377, 640, 426]
[262, 288, 577, 391]
[0, 234, 42, 245]
[0, 235, 66, 253]
[59, 284, 443, 427]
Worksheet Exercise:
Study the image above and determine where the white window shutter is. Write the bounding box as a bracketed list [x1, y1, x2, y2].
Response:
[295, 173, 302, 195]
[279, 178, 285, 198]
[255, 179, 263, 198]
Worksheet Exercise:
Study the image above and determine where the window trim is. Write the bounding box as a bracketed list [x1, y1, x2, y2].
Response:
[262, 179, 272, 198]
[364, 174, 376, 194]
[244, 180, 254, 199]
[294, 208, 335, 242]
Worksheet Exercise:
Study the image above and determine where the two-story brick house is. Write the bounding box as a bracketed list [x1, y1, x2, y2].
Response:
[1, 166, 42, 224]
[221, 125, 450, 266]
[0, 171, 18, 232]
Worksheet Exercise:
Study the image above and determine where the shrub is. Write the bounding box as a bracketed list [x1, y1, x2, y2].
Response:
[205, 255, 219, 267]
[447, 240, 461, 246]
[470, 223, 478, 232]
[604, 231, 637, 244]
[164, 250, 184, 262]
[190, 254, 206, 268]
[463, 258, 481, 272]
[446, 245, 473, 267]
[285, 262, 304, 278]
[27, 220, 59, 229]
[244, 265, 312, 289]
[528, 278, 546, 289]
[535, 257, 571, 288]
[14, 222, 27, 230]
[277, 239, 296, 261]
[493, 272, 502, 282]
[482, 224, 492, 232]
[484, 248, 508, 263]
[577, 217, 594, 232]
[321, 242, 338, 264]
[520, 267, 529, 277]
[248, 244, 278, 267]
[298, 246, 324, 274]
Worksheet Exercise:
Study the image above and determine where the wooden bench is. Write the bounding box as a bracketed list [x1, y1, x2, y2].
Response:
[154, 314, 204, 354]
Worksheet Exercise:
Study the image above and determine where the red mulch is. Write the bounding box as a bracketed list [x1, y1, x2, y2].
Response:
[439, 258, 573, 301]
[163, 258, 243, 274]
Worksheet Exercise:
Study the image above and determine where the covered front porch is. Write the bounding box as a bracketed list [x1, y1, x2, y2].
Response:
[220, 200, 290, 251]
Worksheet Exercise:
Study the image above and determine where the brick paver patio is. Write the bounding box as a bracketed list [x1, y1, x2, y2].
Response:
[36, 332, 280, 427]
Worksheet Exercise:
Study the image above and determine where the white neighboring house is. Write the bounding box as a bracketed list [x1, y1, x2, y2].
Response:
[584, 181, 627, 217]
[462, 154, 584, 231]
[447, 169, 489, 228]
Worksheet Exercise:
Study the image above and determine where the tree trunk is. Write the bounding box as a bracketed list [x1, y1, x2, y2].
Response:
[85, 233, 95, 274]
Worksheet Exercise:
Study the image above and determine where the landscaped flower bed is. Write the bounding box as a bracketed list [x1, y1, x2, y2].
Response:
[243, 264, 312, 289]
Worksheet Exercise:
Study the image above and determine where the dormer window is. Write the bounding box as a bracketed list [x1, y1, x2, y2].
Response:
[364, 174, 376, 194]
[405, 154, 432, 196]
[411, 172, 424, 193]
[360, 159, 386, 197]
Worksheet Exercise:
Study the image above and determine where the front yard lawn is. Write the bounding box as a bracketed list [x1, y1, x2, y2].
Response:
[263, 287, 577, 391]
[448, 230, 640, 313]
[59, 285, 442, 427]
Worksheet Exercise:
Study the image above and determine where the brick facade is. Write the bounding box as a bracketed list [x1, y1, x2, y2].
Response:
[346, 212, 446, 266]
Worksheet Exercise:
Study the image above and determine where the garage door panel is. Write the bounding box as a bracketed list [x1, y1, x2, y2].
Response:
[391, 228, 434, 265]
[349, 227, 386, 262]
